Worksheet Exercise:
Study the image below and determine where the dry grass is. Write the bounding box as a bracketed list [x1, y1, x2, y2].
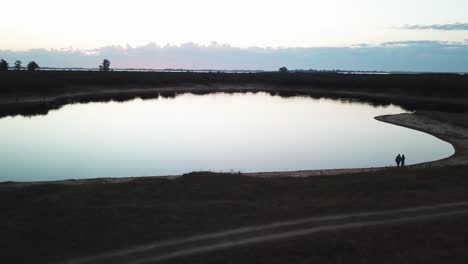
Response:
[1, 166, 468, 263]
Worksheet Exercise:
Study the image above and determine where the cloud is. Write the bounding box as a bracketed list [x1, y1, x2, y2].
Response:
[401, 23, 468, 31]
[380, 40, 465, 47]
[1, 41, 468, 72]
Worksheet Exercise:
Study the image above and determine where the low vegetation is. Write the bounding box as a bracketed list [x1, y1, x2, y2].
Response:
[2, 166, 468, 263]
[1, 71, 468, 99]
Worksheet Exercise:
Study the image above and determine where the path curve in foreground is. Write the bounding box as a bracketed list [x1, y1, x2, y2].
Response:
[64, 201, 468, 264]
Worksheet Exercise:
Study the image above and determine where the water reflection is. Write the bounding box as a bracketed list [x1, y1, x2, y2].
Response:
[0, 92, 454, 181]
[3, 89, 466, 119]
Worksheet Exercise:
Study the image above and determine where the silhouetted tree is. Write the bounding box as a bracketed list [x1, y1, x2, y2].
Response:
[14, 60, 22, 70]
[100, 59, 111, 71]
[27, 61, 40, 71]
[0, 59, 8, 71]
[279, 67, 288, 73]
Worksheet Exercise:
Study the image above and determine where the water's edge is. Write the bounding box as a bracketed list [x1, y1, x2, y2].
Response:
[2, 112, 462, 187]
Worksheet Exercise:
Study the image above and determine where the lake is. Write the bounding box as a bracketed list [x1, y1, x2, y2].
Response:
[0, 92, 455, 182]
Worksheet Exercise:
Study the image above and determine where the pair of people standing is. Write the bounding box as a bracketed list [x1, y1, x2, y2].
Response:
[395, 154, 406, 167]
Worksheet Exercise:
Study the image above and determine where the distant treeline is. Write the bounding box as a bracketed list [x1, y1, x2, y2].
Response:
[1, 71, 468, 98]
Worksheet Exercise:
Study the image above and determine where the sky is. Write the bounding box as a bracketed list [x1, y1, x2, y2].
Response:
[1, 0, 468, 71]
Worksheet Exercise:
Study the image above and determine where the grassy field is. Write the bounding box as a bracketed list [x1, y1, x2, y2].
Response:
[2, 166, 468, 263]
[1, 71, 468, 98]
[164, 213, 468, 264]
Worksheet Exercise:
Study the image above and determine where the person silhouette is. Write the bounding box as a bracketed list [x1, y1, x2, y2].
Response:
[395, 154, 401, 167]
[401, 155, 406, 167]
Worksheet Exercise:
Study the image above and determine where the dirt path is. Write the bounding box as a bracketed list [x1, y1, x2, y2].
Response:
[64, 201, 468, 264]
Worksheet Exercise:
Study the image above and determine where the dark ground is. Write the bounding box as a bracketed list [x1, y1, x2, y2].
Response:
[2, 166, 468, 263]
[164, 214, 468, 264]
[2, 71, 468, 97]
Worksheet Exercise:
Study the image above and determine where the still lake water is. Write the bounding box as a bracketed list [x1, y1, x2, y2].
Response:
[0, 92, 454, 182]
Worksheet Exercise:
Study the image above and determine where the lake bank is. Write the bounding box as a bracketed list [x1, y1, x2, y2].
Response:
[2, 84, 468, 118]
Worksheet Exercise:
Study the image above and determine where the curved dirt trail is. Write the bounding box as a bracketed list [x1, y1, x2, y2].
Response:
[64, 201, 468, 264]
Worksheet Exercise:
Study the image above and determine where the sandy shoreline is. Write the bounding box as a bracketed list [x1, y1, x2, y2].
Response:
[249, 112, 468, 178]
[2, 111, 467, 187]
[375, 113, 468, 167]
